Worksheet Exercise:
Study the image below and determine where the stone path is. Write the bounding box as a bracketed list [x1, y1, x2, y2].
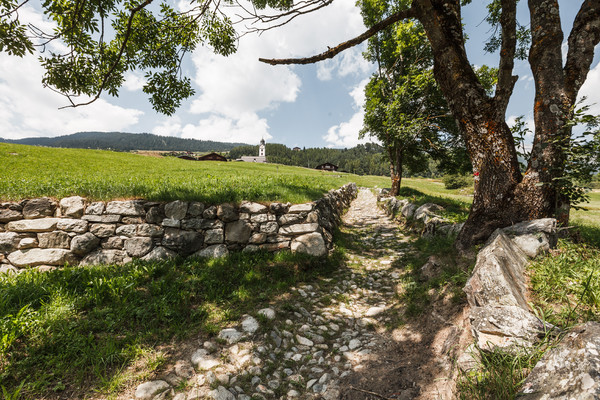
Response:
[133, 189, 422, 400]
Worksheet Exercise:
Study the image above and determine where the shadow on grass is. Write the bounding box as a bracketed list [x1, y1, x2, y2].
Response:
[0, 250, 344, 399]
[572, 222, 600, 249]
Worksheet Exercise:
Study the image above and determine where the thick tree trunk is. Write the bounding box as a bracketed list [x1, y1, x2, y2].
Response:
[389, 147, 403, 196]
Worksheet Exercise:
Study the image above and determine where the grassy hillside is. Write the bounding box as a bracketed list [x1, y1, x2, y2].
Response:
[0, 143, 389, 203]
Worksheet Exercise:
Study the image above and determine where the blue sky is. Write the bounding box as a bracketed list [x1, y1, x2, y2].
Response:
[1, 1, 598, 149]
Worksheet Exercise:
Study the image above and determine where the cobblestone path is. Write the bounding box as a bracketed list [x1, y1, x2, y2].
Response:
[133, 189, 465, 400]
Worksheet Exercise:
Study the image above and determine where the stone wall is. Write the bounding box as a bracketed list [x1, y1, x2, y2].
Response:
[0, 183, 357, 273]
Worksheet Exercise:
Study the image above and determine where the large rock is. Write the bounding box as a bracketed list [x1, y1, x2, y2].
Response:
[414, 203, 444, 221]
[0, 232, 21, 253]
[80, 249, 131, 266]
[502, 218, 557, 258]
[105, 200, 145, 216]
[518, 322, 600, 399]
[217, 203, 238, 222]
[209, 386, 236, 400]
[401, 203, 417, 219]
[22, 197, 57, 219]
[187, 202, 205, 217]
[162, 228, 202, 255]
[71, 233, 100, 255]
[141, 246, 177, 262]
[56, 218, 88, 233]
[288, 203, 313, 213]
[279, 223, 319, 235]
[191, 349, 221, 370]
[134, 380, 170, 400]
[204, 229, 224, 244]
[291, 232, 327, 257]
[0, 209, 22, 223]
[137, 224, 163, 237]
[463, 231, 530, 309]
[194, 244, 229, 259]
[7, 218, 61, 232]
[7, 248, 76, 267]
[240, 201, 267, 214]
[38, 231, 70, 249]
[115, 224, 137, 237]
[278, 213, 305, 225]
[89, 223, 116, 238]
[82, 214, 121, 223]
[165, 200, 188, 220]
[225, 220, 252, 243]
[85, 202, 105, 215]
[59, 196, 86, 218]
[124, 237, 154, 257]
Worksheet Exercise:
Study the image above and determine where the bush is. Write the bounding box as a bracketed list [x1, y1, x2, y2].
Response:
[442, 174, 472, 189]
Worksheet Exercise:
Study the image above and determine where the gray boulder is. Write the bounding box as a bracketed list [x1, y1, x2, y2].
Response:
[102, 236, 124, 250]
[0, 208, 22, 223]
[0, 232, 21, 253]
[56, 218, 88, 233]
[85, 202, 105, 215]
[145, 206, 164, 224]
[414, 203, 444, 221]
[162, 228, 202, 255]
[259, 221, 279, 234]
[71, 233, 100, 255]
[518, 322, 600, 399]
[141, 246, 177, 262]
[137, 224, 163, 237]
[89, 223, 116, 238]
[401, 202, 417, 219]
[225, 220, 252, 243]
[194, 244, 229, 259]
[115, 224, 137, 237]
[105, 200, 145, 216]
[18, 237, 38, 249]
[289, 203, 313, 213]
[240, 201, 267, 214]
[8, 248, 76, 267]
[165, 200, 188, 220]
[80, 249, 131, 266]
[279, 223, 319, 235]
[291, 232, 327, 257]
[124, 237, 154, 257]
[187, 202, 205, 217]
[7, 218, 61, 232]
[23, 197, 57, 219]
[204, 229, 224, 244]
[217, 203, 238, 222]
[59, 196, 86, 218]
[134, 380, 170, 400]
[38, 231, 70, 249]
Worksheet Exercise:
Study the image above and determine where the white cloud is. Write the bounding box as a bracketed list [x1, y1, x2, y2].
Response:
[123, 72, 146, 92]
[0, 52, 143, 139]
[317, 47, 372, 81]
[324, 78, 376, 148]
[579, 61, 600, 116]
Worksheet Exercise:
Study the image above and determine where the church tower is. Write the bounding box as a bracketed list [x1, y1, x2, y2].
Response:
[259, 138, 266, 157]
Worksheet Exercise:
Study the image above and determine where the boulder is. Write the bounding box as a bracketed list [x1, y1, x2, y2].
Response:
[0, 232, 21, 253]
[7, 218, 61, 232]
[260, 221, 279, 234]
[165, 200, 188, 220]
[518, 322, 600, 399]
[278, 214, 306, 225]
[89, 223, 116, 238]
[115, 224, 137, 237]
[204, 229, 224, 244]
[105, 200, 145, 216]
[191, 349, 221, 370]
[141, 246, 177, 262]
[145, 206, 164, 224]
[240, 201, 267, 214]
[250, 213, 269, 223]
[401, 203, 417, 219]
[85, 202, 105, 215]
[56, 218, 88, 233]
[463, 231, 530, 309]
[187, 202, 205, 217]
[59, 196, 86, 218]
[124, 237, 154, 257]
[101, 236, 124, 250]
[162, 228, 202, 255]
[203, 206, 217, 219]
[81, 214, 121, 223]
[0, 209, 23, 223]
[291, 233, 327, 257]
[279, 223, 319, 235]
[161, 218, 180, 228]
[80, 249, 131, 266]
[249, 232, 267, 244]
[414, 203, 444, 221]
[71, 233, 100, 255]
[181, 218, 203, 230]
[225, 220, 252, 243]
[289, 203, 313, 213]
[269, 202, 288, 215]
[511, 234, 552, 258]
[137, 224, 163, 237]
[217, 203, 238, 222]
[8, 248, 76, 267]
[22, 197, 57, 219]
[194, 244, 229, 259]
[38, 231, 70, 249]
[18, 237, 38, 249]
[209, 386, 235, 400]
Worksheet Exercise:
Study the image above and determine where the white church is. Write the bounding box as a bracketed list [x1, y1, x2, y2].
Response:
[239, 138, 267, 163]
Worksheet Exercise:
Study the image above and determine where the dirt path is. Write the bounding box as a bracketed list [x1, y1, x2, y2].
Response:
[129, 189, 470, 400]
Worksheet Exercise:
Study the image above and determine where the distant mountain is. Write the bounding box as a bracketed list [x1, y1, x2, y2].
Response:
[0, 131, 248, 152]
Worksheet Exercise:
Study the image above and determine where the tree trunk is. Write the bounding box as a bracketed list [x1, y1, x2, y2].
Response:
[389, 147, 403, 196]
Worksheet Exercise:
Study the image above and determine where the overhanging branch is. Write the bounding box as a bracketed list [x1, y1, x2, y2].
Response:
[258, 7, 416, 65]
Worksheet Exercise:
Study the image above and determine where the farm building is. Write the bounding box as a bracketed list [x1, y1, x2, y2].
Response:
[177, 155, 197, 161]
[315, 162, 339, 171]
[197, 152, 227, 162]
[293, 147, 302, 151]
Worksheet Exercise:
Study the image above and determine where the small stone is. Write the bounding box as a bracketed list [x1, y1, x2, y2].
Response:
[89, 223, 116, 238]
[56, 218, 88, 233]
[209, 386, 235, 400]
[106, 200, 145, 216]
[241, 315, 260, 334]
[258, 308, 276, 320]
[187, 202, 205, 217]
[134, 380, 170, 400]
[38, 231, 70, 249]
[204, 229, 224, 244]
[115, 224, 137, 237]
[194, 244, 229, 259]
[296, 335, 314, 347]
[175, 360, 195, 379]
[141, 246, 177, 262]
[165, 200, 188, 220]
[85, 202, 105, 215]
[306, 379, 317, 389]
[137, 224, 163, 237]
[71, 232, 100, 255]
[18, 237, 38, 249]
[191, 349, 221, 370]
[348, 339, 361, 350]
[124, 237, 154, 257]
[59, 196, 86, 218]
[287, 389, 300, 398]
[218, 328, 244, 344]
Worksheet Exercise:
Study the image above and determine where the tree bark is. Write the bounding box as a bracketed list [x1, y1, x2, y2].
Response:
[389, 147, 403, 196]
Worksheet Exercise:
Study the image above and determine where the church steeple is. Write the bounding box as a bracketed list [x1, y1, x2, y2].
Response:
[259, 138, 266, 157]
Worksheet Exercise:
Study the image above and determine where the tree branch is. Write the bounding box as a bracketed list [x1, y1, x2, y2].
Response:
[493, 0, 518, 112]
[258, 7, 416, 65]
[564, 0, 600, 102]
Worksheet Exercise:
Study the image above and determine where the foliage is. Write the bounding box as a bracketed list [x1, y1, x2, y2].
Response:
[510, 116, 532, 172]
[0, 250, 344, 398]
[0, 143, 391, 202]
[442, 174, 472, 190]
[0, 131, 247, 152]
[229, 142, 390, 176]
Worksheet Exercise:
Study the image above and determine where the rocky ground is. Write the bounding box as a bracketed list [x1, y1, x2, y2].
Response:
[129, 189, 471, 400]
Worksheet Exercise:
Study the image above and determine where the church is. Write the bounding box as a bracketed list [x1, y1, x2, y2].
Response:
[238, 138, 267, 163]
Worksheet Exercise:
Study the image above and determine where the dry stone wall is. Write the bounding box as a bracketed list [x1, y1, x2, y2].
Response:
[0, 183, 357, 273]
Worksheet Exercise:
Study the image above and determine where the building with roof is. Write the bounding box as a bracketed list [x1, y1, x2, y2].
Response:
[239, 138, 267, 163]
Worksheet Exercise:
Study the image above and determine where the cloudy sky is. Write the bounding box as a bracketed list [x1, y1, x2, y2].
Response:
[0, 1, 598, 148]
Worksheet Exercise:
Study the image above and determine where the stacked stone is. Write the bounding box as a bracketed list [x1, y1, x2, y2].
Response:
[0, 183, 357, 272]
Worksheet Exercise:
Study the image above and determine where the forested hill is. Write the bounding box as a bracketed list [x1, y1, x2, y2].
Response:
[229, 143, 390, 176]
[0, 132, 248, 152]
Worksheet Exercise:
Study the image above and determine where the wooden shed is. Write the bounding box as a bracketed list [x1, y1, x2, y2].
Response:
[315, 162, 339, 171]
[197, 152, 227, 162]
